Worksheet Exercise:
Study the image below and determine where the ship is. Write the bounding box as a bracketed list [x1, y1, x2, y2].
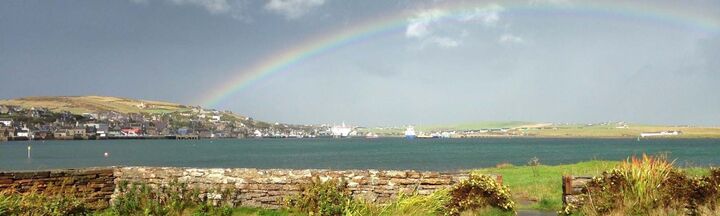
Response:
[416, 134, 434, 139]
[331, 122, 353, 138]
[404, 126, 417, 139]
[365, 132, 379, 139]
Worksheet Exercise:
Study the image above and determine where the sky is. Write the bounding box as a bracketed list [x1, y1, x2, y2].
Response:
[1, 0, 719, 126]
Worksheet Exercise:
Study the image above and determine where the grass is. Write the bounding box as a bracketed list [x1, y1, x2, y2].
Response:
[415, 121, 536, 132]
[527, 124, 720, 138]
[231, 207, 293, 216]
[570, 154, 720, 215]
[473, 160, 619, 211]
[473, 159, 718, 212]
[93, 206, 293, 216]
[0, 96, 191, 114]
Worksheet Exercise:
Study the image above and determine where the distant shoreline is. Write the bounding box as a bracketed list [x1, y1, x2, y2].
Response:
[3, 135, 720, 143]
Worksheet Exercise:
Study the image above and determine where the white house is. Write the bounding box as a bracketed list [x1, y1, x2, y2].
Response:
[16, 128, 31, 138]
[253, 130, 263, 138]
[85, 123, 109, 137]
[0, 118, 12, 127]
[640, 131, 682, 137]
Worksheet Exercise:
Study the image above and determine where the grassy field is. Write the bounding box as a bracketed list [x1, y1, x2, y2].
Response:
[473, 161, 619, 211]
[0, 96, 192, 114]
[472, 160, 711, 212]
[362, 121, 720, 138]
[526, 124, 720, 138]
[415, 121, 536, 131]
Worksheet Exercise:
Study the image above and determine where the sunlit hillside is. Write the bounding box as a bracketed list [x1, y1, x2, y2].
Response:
[0, 96, 194, 114]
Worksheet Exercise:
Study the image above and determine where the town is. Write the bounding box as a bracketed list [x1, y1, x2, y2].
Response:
[0, 96, 694, 141]
[0, 103, 326, 141]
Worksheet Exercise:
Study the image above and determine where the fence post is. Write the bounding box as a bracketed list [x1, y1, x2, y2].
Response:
[562, 175, 573, 205]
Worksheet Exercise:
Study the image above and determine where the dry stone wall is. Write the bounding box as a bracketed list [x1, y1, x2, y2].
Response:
[0, 168, 115, 208]
[0, 167, 478, 209]
[562, 175, 593, 208]
[114, 167, 473, 208]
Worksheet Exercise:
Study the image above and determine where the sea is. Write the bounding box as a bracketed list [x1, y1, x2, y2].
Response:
[1, 138, 719, 171]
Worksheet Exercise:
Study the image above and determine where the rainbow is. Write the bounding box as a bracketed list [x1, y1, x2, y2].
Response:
[200, 1, 720, 107]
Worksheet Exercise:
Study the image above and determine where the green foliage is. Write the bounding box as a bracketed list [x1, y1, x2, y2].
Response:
[534, 197, 561, 211]
[528, 157, 541, 177]
[564, 155, 720, 216]
[0, 191, 90, 216]
[110, 181, 200, 216]
[444, 174, 515, 216]
[344, 190, 452, 216]
[191, 203, 233, 216]
[284, 177, 351, 216]
[474, 160, 618, 211]
[233, 207, 292, 216]
[384, 190, 450, 215]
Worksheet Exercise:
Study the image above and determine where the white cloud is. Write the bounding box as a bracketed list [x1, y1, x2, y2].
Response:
[499, 34, 525, 44]
[458, 4, 504, 26]
[404, 4, 505, 48]
[169, 0, 232, 14]
[405, 9, 445, 38]
[529, 0, 571, 5]
[129, 0, 249, 20]
[430, 37, 460, 48]
[264, 0, 326, 19]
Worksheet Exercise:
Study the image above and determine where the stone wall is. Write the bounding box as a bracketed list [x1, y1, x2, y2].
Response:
[0, 167, 483, 209]
[0, 168, 115, 208]
[562, 175, 592, 208]
[114, 167, 477, 208]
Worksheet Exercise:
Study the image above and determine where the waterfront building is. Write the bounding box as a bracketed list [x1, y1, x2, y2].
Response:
[0, 118, 12, 127]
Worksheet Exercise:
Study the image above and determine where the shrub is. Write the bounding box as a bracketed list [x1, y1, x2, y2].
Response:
[566, 154, 720, 216]
[110, 181, 202, 216]
[342, 189, 452, 216]
[285, 177, 351, 216]
[444, 174, 515, 216]
[0, 191, 90, 216]
[528, 157, 541, 177]
[577, 154, 676, 215]
[191, 203, 233, 216]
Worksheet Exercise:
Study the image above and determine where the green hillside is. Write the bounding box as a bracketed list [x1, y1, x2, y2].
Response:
[0, 96, 193, 114]
[415, 121, 537, 131]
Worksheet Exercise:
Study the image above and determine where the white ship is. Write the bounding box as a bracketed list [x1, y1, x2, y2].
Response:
[365, 132, 379, 139]
[404, 126, 416, 139]
[331, 123, 353, 138]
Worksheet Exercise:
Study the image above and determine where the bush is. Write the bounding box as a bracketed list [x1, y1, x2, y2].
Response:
[565, 154, 720, 216]
[444, 174, 515, 216]
[0, 191, 90, 216]
[284, 177, 351, 216]
[110, 181, 202, 216]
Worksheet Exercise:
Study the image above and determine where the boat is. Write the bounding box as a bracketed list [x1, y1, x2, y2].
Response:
[417, 134, 434, 139]
[404, 126, 417, 139]
[331, 122, 353, 138]
[365, 132, 379, 139]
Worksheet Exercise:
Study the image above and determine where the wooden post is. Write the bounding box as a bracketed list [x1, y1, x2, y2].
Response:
[562, 175, 573, 205]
